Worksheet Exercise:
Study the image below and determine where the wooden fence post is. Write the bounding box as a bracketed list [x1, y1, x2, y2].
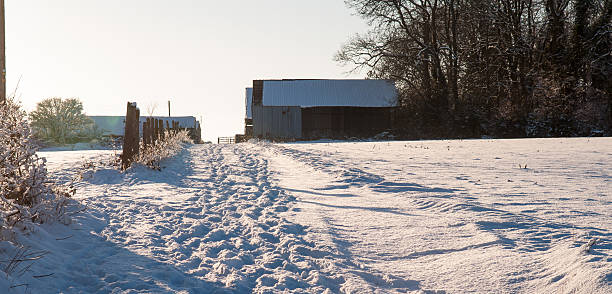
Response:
[142, 121, 148, 149]
[143, 117, 153, 148]
[153, 119, 159, 145]
[122, 102, 140, 170]
[149, 120, 152, 147]
[160, 119, 165, 140]
[145, 117, 152, 146]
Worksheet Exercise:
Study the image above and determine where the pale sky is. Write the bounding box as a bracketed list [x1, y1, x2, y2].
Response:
[6, 0, 369, 142]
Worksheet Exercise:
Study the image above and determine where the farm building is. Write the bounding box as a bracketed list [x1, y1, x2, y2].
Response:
[89, 116, 202, 143]
[248, 79, 398, 140]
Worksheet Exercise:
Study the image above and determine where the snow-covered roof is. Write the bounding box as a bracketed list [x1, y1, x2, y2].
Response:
[89, 116, 198, 136]
[262, 79, 398, 107]
[245, 88, 253, 119]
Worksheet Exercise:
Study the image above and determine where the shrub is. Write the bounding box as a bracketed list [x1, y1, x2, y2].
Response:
[0, 98, 74, 233]
[134, 130, 192, 170]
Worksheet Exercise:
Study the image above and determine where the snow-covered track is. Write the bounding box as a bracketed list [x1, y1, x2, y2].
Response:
[266, 138, 612, 293]
[30, 145, 392, 293]
[11, 138, 612, 293]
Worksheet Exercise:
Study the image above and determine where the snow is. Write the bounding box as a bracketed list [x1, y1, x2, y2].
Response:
[2, 138, 611, 292]
[39, 143, 117, 152]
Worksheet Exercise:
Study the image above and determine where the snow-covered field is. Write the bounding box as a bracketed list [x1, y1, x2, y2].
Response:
[2, 138, 611, 293]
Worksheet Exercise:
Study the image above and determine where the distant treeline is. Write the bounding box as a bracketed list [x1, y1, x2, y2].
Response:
[337, 0, 611, 138]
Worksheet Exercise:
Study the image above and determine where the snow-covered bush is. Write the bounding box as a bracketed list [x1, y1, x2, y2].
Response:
[134, 130, 192, 170]
[0, 98, 74, 234]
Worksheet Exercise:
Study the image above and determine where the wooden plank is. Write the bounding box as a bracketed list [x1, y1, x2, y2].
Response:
[121, 102, 140, 169]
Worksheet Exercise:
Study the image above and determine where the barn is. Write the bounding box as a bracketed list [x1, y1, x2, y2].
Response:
[248, 79, 398, 140]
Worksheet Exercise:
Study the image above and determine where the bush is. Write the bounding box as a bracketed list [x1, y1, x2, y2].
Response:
[134, 130, 192, 170]
[0, 98, 74, 233]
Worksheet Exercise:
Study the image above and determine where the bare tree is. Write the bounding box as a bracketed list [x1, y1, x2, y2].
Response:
[145, 101, 158, 118]
[337, 0, 611, 137]
[29, 98, 93, 144]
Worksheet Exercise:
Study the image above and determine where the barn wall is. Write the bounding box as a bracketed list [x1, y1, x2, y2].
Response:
[245, 88, 253, 119]
[302, 107, 393, 139]
[253, 105, 302, 139]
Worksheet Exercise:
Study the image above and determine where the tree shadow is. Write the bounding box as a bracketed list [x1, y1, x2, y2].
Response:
[385, 240, 501, 261]
[299, 200, 415, 217]
[17, 209, 229, 293]
[320, 216, 423, 292]
[371, 181, 458, 194]
[285, 188, 357, 198]
[83, 149, 212, 190]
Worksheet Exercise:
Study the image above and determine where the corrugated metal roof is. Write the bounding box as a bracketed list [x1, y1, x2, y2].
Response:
[89, 116, 197, 136]
[262, 79, 398, 107]
[245, 88, 253, 119]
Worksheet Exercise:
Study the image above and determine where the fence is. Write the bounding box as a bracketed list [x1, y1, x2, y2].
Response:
[121, 101, 184, 169]
[217, 137, 235, 144]
[142, 117, 181, 149]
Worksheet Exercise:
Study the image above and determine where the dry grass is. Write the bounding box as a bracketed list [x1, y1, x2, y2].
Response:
[133, 130, 192, 170]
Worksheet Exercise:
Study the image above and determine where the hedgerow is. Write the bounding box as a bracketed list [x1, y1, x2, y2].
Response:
[0, 98, 74, 237]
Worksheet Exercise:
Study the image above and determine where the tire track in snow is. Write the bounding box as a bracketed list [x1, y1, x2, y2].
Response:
[262, 143, 428, 292]
[270, 143, 609, 253]
[152, 144, 357, 292]
[38, 140, 611, 293]
[264, 142, 612, 293]
[45, 144, 359, 293]
[202, 143, 424, 292]
[267, 144, 385, 190]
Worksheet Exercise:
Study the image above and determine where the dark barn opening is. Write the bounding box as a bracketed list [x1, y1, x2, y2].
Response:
[301, 107, 394, 139]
